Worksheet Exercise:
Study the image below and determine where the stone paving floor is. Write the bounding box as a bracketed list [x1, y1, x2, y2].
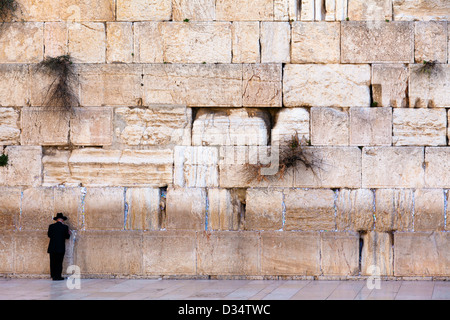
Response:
[0, 278, 449, 300]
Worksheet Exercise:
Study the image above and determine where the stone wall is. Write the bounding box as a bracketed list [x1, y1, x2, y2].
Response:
[0, 0, 449, 279]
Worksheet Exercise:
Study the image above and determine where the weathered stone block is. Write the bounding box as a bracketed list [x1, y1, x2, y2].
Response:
[0, 231, 14, 273]
[43, 22, 68, 58]
[143, 231, 197, 275]
[361, 231, 394, 276]
[79, 64, 142, 107]
[192, 108, 270, 146]
[0, 23, 43, 63]
[393, 108, 447, 146]
[414, 189, 445, 231]
[414, 21, 448, 63]
[53, 187, 83, 230]
[272, 107, 310, 144]
[14, 231, 49, 275]
[409, 64, 450, 108]
[106, 22, 133, 63]
[311, 107, 349, 146]
[21, 108, 70, 146]
[3, 146, 42, 187]
[232, 22, 260, 63]
[284, 189, 336, 231]
[207, 188, 243, 231]
[283, 64, 371, 107]
[0, 188, 21, 230]
[0, 107, 20, 145]
[393, 0, 450, 21]
[336, 189, 374, 231]
[274, 0, 299, 21]
[261, 22, 290, 63]
[68, 23, 105, 63]
[362, 147, 425, 188]
[291, 22, 340, 63]
[143, 64, 242, 107]
[372, 64, 409, 107]
[394, 232, 449, 276]
[245, 189, 283, 230]
[321, 232, 359, 276]
[243, 64, 282, 107]
[133, 22, 164, 63]
[261, 231, 320, 276]
[75, 231, 142, 275]
[21, 188, 54, 231]
[197, 231, 260, 275]
[300, 0, 315, 21]
[425, 147, 450, 188]
[341, 21, 414, 63]
[350, 107, 392, 146]
[70, 107, 113, 146]
[375, 189, 413, 232]
[216, 0, 274, 20]
[172, 0, 215, 21]
[114, 106, 192, 147]
[117, 0, 172, 21]
[42, 150, 71, 186]
[348, 0, 392, 21]
[84, 188, 124, 230]
[165, 187, 207, 230]
[125, 188, 161, 231]
[335, 0, 349, 20]
[0, 65, 29, 107]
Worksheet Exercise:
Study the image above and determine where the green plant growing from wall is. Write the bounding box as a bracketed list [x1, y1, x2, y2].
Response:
[0, 153, 8, 167]
[416, 60, 441, 77]
[37, 55, 79, 110]
[0, 0, 18, 22]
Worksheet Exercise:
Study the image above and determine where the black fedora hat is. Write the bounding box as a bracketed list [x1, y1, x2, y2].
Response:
[53, 212, 67, 221]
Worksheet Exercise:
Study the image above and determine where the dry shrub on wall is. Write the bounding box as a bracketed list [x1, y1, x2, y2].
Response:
[0, 0, 18, 23]
[415, 60, 442, 77]
[0, 152, 8, 167]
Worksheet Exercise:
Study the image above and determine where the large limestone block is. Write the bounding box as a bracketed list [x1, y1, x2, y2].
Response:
[232, 22, 260, 63]
[349, 107, 392, 146]
[243, 64, 282, 107]
[336, 189, 375, 231]
[341, 22, 414, 63]
[361, 231, 393, 276]
[375, 189, 413, 232]
[283, 64, 371, 107]
[143, 64, 243, 106]
[53, 187, 83, 230]
[162, 22, 232, 63]
[216, 0, 274, 20]
[174, 146, 219, 188]
[0, 23, 43, 63]
[2, 146, 42, 187]
[393, 108, 447, 146]
[125, 188, 161, 231]
[70, 107, 113, 146]
[272, 107, 310, 144]
[409, 64, 450, 108]
[143, 231, 197, 275]
[414, 189, 445, 231]
[20, 108, 70, 146]
[106, 22, 133, 64]
[84, 188, 124, 230]
[245, 189, 283, 230]
[362, 147, 425, 188]
[133, 22, 164, 63]
[114, 106, 191, 147]
[75, 231, 142, 275]
[0, 188, 21, 230]
[393, 0, 450, 21]
[21, 188, 55, 231]
[425, 147, 450, 188]
[192, 108, 270, 146]
[43, 22, 68, 58]
[117, 0, 172, 21]
[348, 0, 393, 20]
[0, 107, 20, 145]
[42, 150, 71, 186]
[165, 187, 207, 230]
[14, 231, 49, 275]
[321, 232, 359, 276]
[79, 64, 142, 107]
[274, 0, 299, 21]
[207, 188, 244, 231]
[261, 231, 320, 276]
[0, 231, 14, 273]
[0, 65, 29, 107]
[284, 189, 336, 231]
[68, 23, 105, 63]
[197, 231, 260, 275]
[300, 0, 315, 21]
[394, 232, 449, 276]
[260, 22, 290, 63]
[172, 0, 215, 21]
[311, 107, 349, 146]
[291, 22, 340, 63]
[414, 21, 448, 63]
[371, 64, 409, 108]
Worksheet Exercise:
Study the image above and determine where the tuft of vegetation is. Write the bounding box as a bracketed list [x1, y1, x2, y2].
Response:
[37, 55, 79, 110]
[0, 0, 18, 22]
[415, 60, 441, 76]
[0, 153, 8, 167]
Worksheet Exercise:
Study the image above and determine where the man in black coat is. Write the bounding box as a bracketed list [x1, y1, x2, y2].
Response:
[47, 213, 71, 281]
